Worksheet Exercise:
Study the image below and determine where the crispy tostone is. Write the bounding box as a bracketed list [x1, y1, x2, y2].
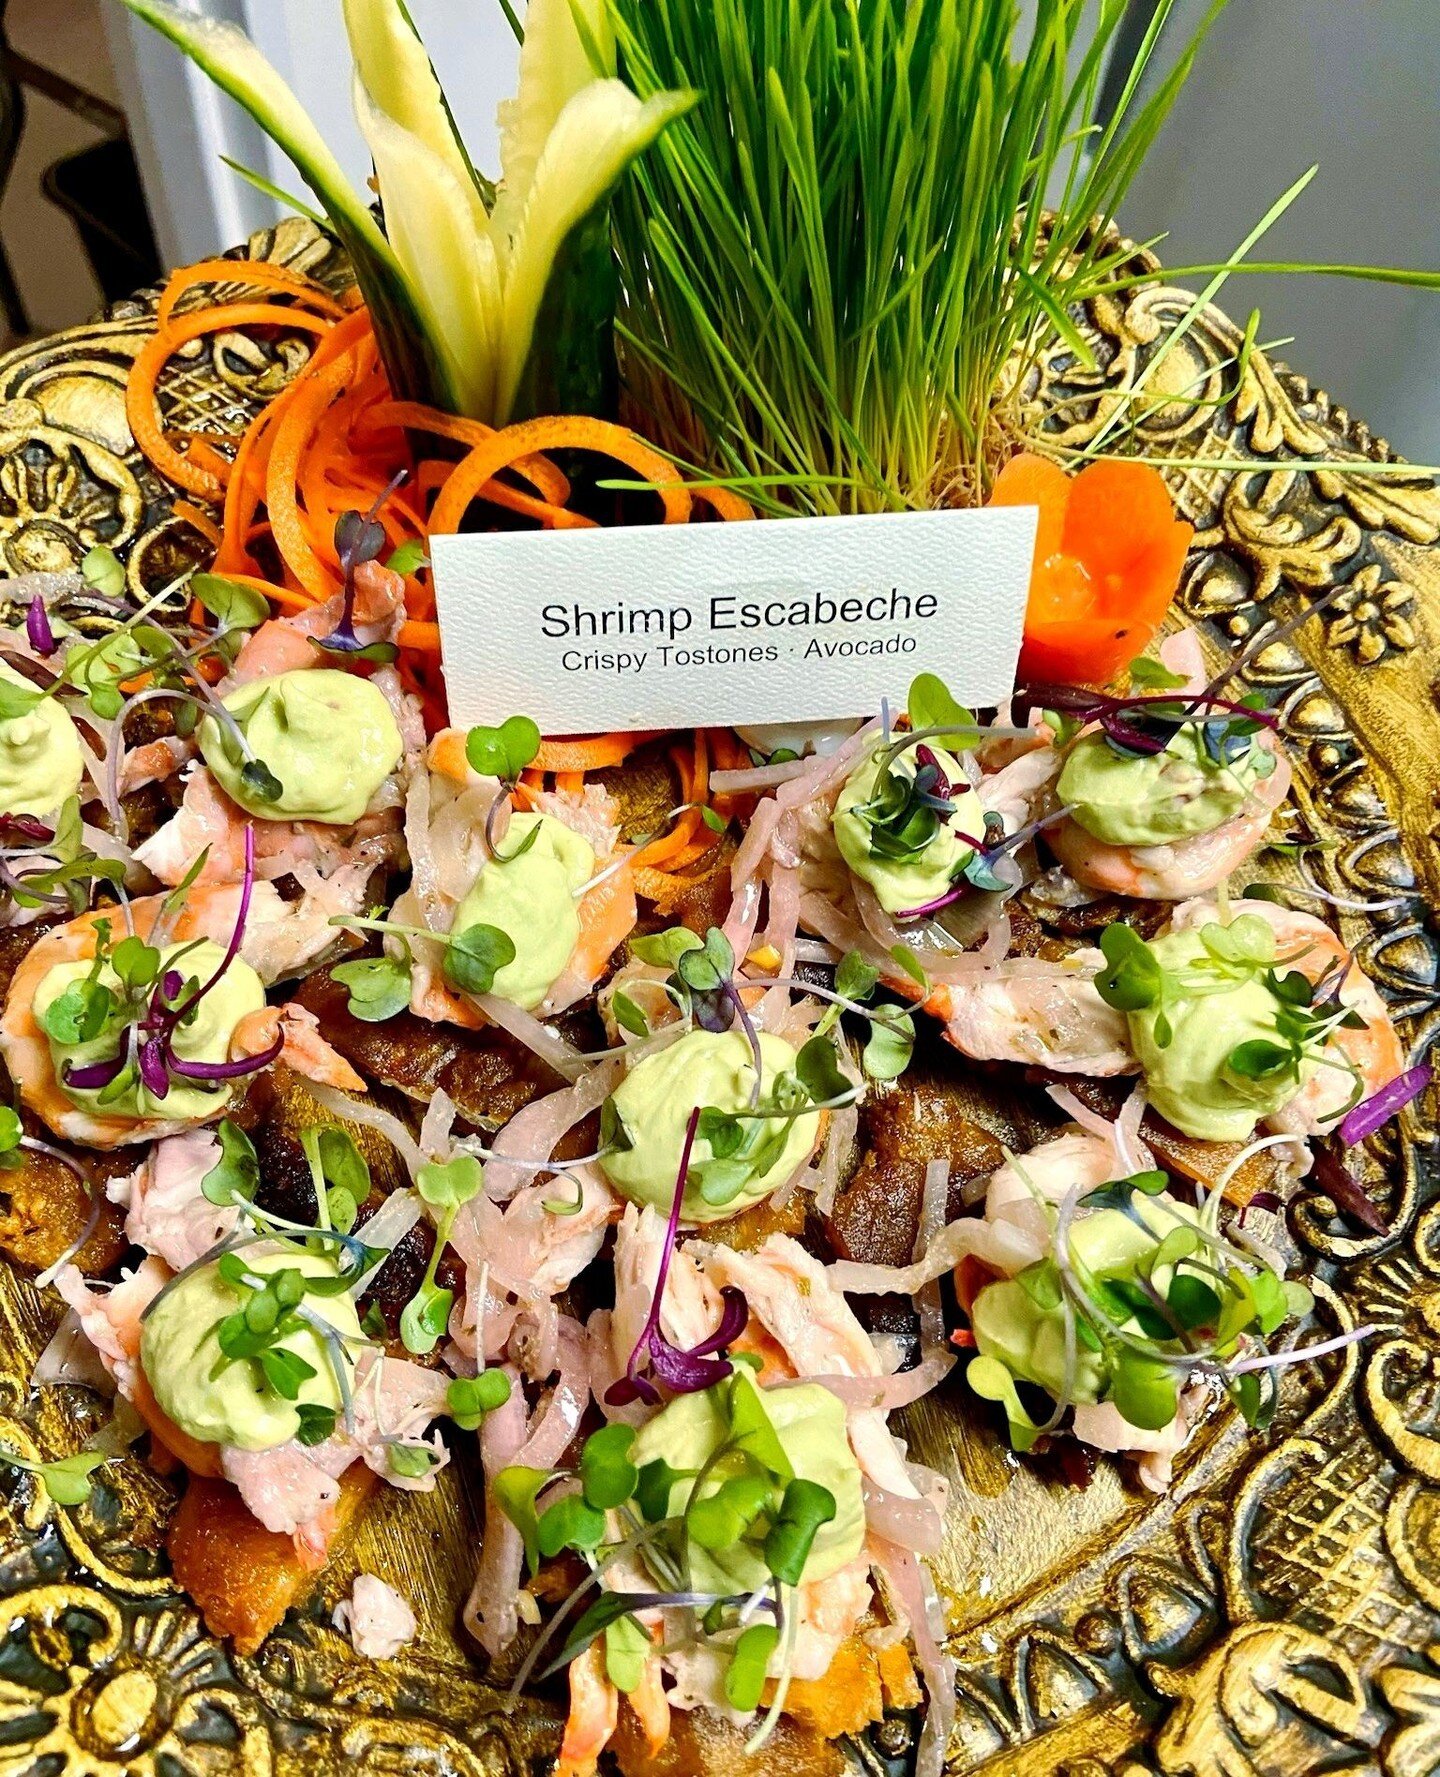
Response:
[168, 1467, 376, 1653]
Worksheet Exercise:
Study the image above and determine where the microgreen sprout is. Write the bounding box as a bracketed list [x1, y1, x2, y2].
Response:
[1012, 679, 1277, 763]
[400, 1153, 486, 1356]
[890, 800, 1079, 922]
[310, 473, 406, 664]
[854, 739, 979, 865]
[78, 545, 124, 597]
[199, 1120, 381, 1278]
[446, 1369, 511, 1430]
[462, 714, 542, 861]
[965, 1157, 1369, 1453]
[497, 1369, 836, 1747]
[607, 1106, 751, 1404]
[0, 1444, 108, 1506]
[736, 956, 916, 1083]
[41, 826, 281, 1105]
[301, 1124, 372, 1234]
[331, 939, 414, 1023]
[1093, 915, 1367, 1096]
[204, 1246, 370, 1436]
[329, 911, 515, 1002]
[0, 797, 125, 913]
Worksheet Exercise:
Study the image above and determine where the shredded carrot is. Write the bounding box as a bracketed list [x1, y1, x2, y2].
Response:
[127, 283, 755, 735]
[172, 499, 223, 548]
[533, 732, 662, 773]
[632, 730, 709, 870]
[430, 417, 692, 535]
[157, 259, 348, 331]
[363, 400, 571, 507]
[127, 302, 333, 499]
[691, 485, 755, 522]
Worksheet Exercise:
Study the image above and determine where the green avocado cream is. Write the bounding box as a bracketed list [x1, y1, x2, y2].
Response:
[140, 1244, 361, 1449]
[451, 812, 594, 1009]
[34, 940, 265, 1123]
[630, 1370, 865, 1593]
[1129, 928, 1314, 1142]
[1059, 726, 1274, 848]
[972, 1197, 1199, 1405]
[199, 668, 403, 825]
[0, 661, 84, 816]
[600, 1028, 819, 1223]
[832, 740, 982, 914]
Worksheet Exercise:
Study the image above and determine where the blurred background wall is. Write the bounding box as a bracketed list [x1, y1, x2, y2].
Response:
[8, 0, 1439, 458]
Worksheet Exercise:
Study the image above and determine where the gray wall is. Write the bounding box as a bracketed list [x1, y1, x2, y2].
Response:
[1115, 0, 1440, 461]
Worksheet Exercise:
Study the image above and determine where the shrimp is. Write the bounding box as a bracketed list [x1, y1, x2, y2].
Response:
[334, 1573, 418, 1659]
[135, 764, 402, 888]
[450, 1170, 623, 1358]
[1071, 1384, 1210, 1493]
[54, 1259, 225, 1479]
[230, 1003, 365, 1091]
[1048, 736, 1293, 901]
[556, 1642, 619, 1777]
[967, 1128, 1125, 1276]
[117, 735, 190, 796]
[116, 1128, 234, 1271]
[135, 658, 419, 891]
[222, 559, 406, 689]
[928, 951, 1136, 1075]
[952, 1129, 1212, 1490]
[976, 744, 1061, 834]
[792, 1556, 875, 1681]
[609, 1203, 725, 1376]
[220, 1351, 448, 1559]
[1168, 897, 1404, 1136]
[0, 882, 345, 1147]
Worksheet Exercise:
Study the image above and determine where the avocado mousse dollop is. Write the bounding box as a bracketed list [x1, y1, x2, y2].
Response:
[601, 1028, 821, 1224]
[966, 1163, 1313, 1455]
[35, 937, 266, 1124]
[1093, 913, 1346, 1143]
[451, 811, 593, 1010]
[0, 660, 85, 816]
[140, 1245, 361, 1450]
[833, 738, 983, 914]
[1058, 723, 1275, 848]
[630, 1368, 865, 1593]
[199, 668, 402, 825]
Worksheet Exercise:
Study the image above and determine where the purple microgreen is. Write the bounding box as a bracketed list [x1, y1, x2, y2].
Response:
[314, 471, 406, 659]
[893, 806, 1069, 921]
[606, 1107, 750, 1407]
[1338, 1064, 1432, 1146]
[63, 1049, 132, 1093]
[1309, 1146, 1389, 1236]
[59, 826, 279, 1104]
[25, 593, 56, 657]
[1013, 682, 1279, 761]
[0, 814, 54, 845]
[167, 1033, 283, 1082]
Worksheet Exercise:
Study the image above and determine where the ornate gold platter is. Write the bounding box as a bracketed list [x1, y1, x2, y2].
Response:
[0, 217, 1438, 1777]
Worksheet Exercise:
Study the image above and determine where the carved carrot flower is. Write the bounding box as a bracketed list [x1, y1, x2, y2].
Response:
[989, 453, 1193, 686]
